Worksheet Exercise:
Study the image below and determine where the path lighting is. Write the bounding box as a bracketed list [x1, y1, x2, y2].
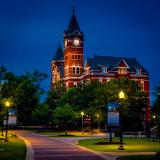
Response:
[153, 115, 156, 120]
[119, 91, 125, 99]
[5, 101, 10, 141]
[81, 112, 84, 134]
[96, 114, 100, 130]
[118, 91, 125, 150]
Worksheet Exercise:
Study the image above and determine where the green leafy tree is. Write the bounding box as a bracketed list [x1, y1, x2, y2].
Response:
[0, 67, 48, 126]
[32, 103, 49, 127]
[52, 104, 75, 135]
[46, 89, 59, 108]
[14, 78, 39, 126]
[153, 82, 160, 116]
[153, 82, 160, 133]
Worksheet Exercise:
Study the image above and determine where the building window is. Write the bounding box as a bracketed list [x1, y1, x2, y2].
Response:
[65, 68, 68, 75]
[140, 81, 144, 91]
[74, 82, 77, 87]
[72, 54, 81, 60]
[106, 77, 110, 82]
[57, 74, 60, 80]
[99, 77, 102, 83]
[102, 67, 107, 73]
[77, 67, 80, 74]
[136, 69, 141, 75]
[118, 68, 127, 74]
[73, 67, 76, 74]
[86, 68, 90, 74]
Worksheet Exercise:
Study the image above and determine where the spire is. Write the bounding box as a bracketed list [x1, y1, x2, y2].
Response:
[64, 8, 83, 36]
[72, 6, 75, 14]
[52, 45, 64, 61]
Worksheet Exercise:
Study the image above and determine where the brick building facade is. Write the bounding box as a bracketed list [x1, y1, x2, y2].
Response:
[51, 11, 150, 121]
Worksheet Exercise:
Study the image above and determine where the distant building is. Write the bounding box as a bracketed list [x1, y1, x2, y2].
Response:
[51, 10, 150, 122]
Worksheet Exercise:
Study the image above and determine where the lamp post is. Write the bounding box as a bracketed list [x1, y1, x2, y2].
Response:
[1, 119, 4, 136]
[96, 114, 100, 130]
[81, 112, 84, 134]
[118, 91, 125, 150]
[153, 115, 156, 121]
[5, 101, 10, 141]
[153, 115, 156, 125]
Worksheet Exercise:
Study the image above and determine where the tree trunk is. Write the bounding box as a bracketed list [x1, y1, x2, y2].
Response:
[65, 124, 68, 136]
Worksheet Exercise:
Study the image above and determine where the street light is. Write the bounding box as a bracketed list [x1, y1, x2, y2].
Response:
[81, 112, 84, 134]
[118, 90, 125, 150]
[5, 101, 10, 141]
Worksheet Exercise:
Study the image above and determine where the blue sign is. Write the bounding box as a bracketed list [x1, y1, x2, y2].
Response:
[107, 111, 119, 126]
[107, 102, 120, 126]
[107, 102, 120, 111]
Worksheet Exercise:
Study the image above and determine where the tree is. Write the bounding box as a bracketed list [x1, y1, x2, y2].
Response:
[14, 78, 39, 126]
[52, 104, 75, 135]
[0, 67, 48, 126]
[153, 82, 160, 133]
[32, 103, 49, 127]
[46, 89, 59, 109]
[153, 82, 160, 116]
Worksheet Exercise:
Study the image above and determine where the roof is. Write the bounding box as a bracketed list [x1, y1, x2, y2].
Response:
[86, 55, 148, 74]
[64, 12, 83, 36]
[52, 46, 64, 61]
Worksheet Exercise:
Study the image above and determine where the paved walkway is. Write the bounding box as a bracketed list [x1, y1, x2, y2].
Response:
[15, 130, 109, 160]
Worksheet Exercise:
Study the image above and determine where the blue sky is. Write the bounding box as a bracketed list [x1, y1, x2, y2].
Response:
[0, 0, 160, 103]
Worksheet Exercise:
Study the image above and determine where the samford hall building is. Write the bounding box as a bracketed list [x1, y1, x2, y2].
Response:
[51, 10, 150, 122]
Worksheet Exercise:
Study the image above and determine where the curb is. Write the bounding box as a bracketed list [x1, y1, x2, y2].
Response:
[16, 133, 34, 160]
[54, 137, 116, 160]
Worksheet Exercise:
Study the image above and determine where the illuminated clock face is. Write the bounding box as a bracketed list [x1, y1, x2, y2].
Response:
[73, 38, 80, 46]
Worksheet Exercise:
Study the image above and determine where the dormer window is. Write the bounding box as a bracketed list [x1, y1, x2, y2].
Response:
[136, 69, 141, 75]
[102, 67, 108, 73]
[118, 68, 127, 74]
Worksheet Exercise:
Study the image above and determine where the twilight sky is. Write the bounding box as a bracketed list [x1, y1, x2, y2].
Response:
[0, 0, 160, 103]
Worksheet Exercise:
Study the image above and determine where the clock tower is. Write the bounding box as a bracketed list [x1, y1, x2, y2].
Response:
[64, 9, 84, 88]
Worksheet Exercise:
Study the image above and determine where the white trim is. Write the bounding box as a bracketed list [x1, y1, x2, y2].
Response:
[117, 59, 130, 69]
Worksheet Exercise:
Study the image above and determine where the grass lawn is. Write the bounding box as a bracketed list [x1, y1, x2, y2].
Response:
[31, 129, 93, 137]
[0, 133, 26, 160]
[79, 137, 160, 152]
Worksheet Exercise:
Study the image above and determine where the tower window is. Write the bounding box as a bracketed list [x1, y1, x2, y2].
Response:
[77, 67, 80, 74]
[72, 54, 81, 60]
[73, 67, 76, 74]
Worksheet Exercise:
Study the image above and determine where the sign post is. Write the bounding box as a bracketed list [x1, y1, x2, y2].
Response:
[106, 102, 120, 143]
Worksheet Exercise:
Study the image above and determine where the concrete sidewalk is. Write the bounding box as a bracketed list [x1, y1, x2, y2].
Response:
[15, 130, 114, 160]
[15, 130, 156, 160]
